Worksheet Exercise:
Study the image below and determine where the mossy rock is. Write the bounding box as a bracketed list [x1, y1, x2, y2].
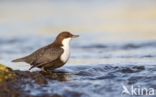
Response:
[0, 64, 16, 83]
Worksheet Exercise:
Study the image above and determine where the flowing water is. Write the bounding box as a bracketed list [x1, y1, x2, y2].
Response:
[1, 34, 156, 97]
[0, 0, 156, 97]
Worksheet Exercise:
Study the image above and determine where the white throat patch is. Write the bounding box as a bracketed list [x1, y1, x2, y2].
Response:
[60, 38, 72, 62]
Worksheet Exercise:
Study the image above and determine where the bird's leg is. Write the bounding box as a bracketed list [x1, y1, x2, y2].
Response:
[41, 67, 47, 73]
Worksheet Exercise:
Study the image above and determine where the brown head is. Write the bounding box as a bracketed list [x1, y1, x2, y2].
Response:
[53, 31, 79, 46]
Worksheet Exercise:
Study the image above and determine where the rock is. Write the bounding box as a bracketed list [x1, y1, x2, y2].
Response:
[0, 64, 74, 97]
[0, 64, 19, 97]
[0, 64, 16, 83]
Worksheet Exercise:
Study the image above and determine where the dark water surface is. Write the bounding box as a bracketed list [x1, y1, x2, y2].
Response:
[0, 34, 156, 97]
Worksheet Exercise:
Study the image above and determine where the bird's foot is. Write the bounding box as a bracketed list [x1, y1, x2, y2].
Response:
[41, 67, 47, 73]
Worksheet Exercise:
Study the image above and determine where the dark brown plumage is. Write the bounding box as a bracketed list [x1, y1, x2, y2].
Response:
[12, 31, 79, 72]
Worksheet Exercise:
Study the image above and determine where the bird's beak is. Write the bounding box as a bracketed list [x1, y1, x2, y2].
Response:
[72, 35, 79, 38]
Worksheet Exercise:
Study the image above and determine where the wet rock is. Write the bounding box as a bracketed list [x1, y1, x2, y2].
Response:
[0, 64, 73, 97]
[0, 64, 20, 97]
[75, 70, 96, 76]
[0, 64, 16, 83]
[117, 66, 145, 73]
[119, 67, 134, 73]
[132, 66, 145, 71]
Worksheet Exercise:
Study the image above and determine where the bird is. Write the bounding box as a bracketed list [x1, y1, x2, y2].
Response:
[12, 31, 79, 72]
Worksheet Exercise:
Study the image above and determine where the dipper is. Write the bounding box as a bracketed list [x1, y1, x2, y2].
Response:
[12, 31, 79, 72]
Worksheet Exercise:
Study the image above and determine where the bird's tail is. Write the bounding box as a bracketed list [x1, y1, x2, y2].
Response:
[12, 57, 25, 62]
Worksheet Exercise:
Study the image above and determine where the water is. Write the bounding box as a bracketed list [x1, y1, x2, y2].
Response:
[0, 34, 156, 97]
[0, 0, 156, 97]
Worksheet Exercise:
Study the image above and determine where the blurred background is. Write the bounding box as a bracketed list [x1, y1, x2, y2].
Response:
[0, 0, 156, 41]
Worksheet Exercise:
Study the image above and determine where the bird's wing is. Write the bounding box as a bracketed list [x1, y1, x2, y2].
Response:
[29, 46, 63, 69]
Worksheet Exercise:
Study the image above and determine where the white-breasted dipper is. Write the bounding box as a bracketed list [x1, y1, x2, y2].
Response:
[12, 31, 79, 72]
